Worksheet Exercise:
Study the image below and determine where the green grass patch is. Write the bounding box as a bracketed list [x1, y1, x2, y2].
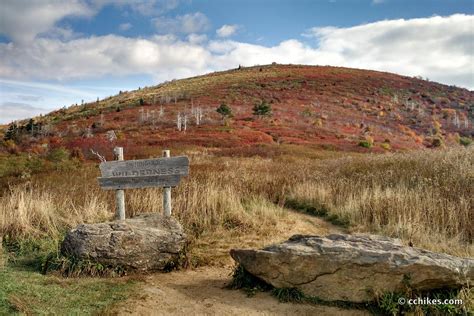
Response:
[284, 198, 350, 228]
[42, 254, 128, 277]
[3, 235, 130, 277]
[1, 237, 137, 314]
[459, 137, 472, 147]
[0, 265, 136, 315]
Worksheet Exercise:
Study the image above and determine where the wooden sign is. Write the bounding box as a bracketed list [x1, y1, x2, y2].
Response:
[98, 156, 189, 190]
[98, 148, 187, 219]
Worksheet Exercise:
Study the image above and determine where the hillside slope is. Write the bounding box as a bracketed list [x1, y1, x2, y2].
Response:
[2, 64, 473, 157]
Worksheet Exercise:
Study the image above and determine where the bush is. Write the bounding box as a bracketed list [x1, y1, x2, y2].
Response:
[459, 137, 472, 147]
[359, 135, 374, 149]
[431, 137, 443, 148]
[70, 147, 85, 162]
[3, 140, 19, 155]
[216, 103, 232, 119]
[358, 141, 372, 148]
[47, 148, 70, 163]
[253, 100, 272, 117]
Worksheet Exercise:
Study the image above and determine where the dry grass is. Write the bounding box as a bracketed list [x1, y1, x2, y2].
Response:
[288, 147, 474, 257]
[0, 146, 472, 260]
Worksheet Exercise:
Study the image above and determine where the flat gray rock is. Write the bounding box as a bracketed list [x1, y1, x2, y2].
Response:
[61, 213, 186, 272]
[230, 234, 473, 302]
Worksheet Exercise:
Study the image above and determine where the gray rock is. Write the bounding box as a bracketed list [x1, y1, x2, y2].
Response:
[230, 234, 473, 302]
[61, 213, 187, 272]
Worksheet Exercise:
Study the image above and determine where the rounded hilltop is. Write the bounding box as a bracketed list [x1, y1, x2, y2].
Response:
[2, 64, 473, 154]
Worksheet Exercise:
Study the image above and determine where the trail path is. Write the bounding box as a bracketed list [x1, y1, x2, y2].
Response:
[114, 211, 369, 316]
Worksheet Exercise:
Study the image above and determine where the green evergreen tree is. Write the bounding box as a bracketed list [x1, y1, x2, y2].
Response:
[216, 103, 232, 120]
[4, 122, 19, 141]
[25, 119, 35, 133]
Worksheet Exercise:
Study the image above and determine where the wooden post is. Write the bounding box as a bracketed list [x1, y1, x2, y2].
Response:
[114, 147, 126, 220]
[163, 150, 172, 217]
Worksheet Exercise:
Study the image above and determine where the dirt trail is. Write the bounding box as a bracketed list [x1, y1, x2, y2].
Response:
[114, 211, 369, 316]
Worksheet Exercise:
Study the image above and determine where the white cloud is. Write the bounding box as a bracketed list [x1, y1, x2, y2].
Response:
[0, 35, 212, 82]
[0, 14, 472, 91]
[0, 79, 97, 96]
[0, 0, 94, 44]
[216, 24, 239, 37]
[40, 26, 82, 41]
[187, 33, 208, 44]
[0, 102, 48, 123]
[0, 0, 182, 44]
[0, 79, 118, 123]
[119, 23, 132, 31]
[92, 0, 181, 16]
[304, 14, 474, 88]
[153, 12, 210, 34]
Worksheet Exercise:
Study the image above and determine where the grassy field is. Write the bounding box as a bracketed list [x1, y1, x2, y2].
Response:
[1, 144, 473, 313]
[0, 264, 137, 315]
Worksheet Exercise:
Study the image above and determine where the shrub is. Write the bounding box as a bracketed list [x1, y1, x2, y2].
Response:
[70, 147, 85, 162]
[216, 103, 232, 120]
[459, 137, 472, 147]
[431, 137, 443, 148]
[358, 141, 372, 148]
[253, 100, 272, 117]
[47, 148, 70, 163]
[3, 140, 19, 155]
[359, 135, 374, 149]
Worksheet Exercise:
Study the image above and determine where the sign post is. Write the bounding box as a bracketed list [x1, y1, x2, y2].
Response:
[98, 148, 189, 219]
[162, 150, 172, 217]
[114, 147, 126, 220]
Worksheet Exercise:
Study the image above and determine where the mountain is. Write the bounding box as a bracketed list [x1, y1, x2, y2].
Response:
[2, 64, 473, 157]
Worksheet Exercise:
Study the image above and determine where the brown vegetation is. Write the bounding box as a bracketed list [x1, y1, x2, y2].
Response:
[1, 145, 472, 261]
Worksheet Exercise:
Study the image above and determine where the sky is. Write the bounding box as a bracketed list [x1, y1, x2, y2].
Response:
[0, 0, 473, 124]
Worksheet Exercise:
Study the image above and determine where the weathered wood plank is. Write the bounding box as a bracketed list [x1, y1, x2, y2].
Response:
[98, 175, 181, 190]
[99, 156, 189, 178]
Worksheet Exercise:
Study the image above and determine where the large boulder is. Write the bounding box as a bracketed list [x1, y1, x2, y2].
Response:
[230, 234, 473, 303]
[61, 213, 186, 272]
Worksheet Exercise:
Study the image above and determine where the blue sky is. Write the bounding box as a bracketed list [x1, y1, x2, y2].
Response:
[0, 0, 473, 123]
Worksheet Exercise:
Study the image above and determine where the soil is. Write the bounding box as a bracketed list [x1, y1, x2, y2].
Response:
[114, 267, 368, 316]
[112, 211, 369, 315]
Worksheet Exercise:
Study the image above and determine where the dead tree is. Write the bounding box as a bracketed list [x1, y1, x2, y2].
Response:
[177, 113, 182, 131]
[138, 108, 146, 123]
[453, 112, 460, 128]
[195, 107, 203, 125]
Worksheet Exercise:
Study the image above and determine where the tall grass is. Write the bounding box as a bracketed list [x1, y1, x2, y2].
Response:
[288, 147, 473, 256]
[0, 146, 472, 259]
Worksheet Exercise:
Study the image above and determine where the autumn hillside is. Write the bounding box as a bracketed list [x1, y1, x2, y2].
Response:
[1, 64, 473, 159]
